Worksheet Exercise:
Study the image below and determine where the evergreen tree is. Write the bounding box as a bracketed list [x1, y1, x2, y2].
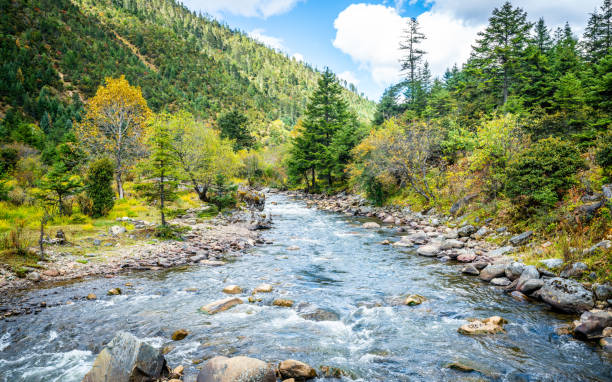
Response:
[583, 0, 612, 63]
[85, 157, 115, 217]
[288, 68, 355, 190]
[39, 142, 84, 215]
[399, 17, 426, 108]
[469, 1, 532, 105]
[217, 109, 255, 151]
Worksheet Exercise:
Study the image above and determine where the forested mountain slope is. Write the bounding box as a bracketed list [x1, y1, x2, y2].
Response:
[0, 0, 374, 145]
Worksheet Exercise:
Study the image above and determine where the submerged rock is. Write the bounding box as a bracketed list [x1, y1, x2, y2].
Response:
[539, 278, 594, 314]
[458, 316, 507, 335]
[171, 329, 189, 341]
[461, 264, 480, 276]
[200, 297, 243, 315]
[222, 285, 242, 294]
[197, 356, 275, 382]
[272, 299, 294, 307]
[300, 308, 340, 322]
[278, 359, 317, 380]
[253, 284, 273, 294]
[362, 222, 380, 229]
[82, 331, 167, 382]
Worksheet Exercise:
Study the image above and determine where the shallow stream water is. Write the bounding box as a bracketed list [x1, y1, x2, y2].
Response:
[0, 194, 610, 381]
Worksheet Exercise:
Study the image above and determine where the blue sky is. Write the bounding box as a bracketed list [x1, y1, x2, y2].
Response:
[180, 0, 603, 101]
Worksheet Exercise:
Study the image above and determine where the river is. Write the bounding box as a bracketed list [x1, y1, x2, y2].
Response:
[0, 194, 610, 381]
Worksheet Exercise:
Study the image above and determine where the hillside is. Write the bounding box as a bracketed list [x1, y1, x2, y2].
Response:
[0, 0, 375, 145]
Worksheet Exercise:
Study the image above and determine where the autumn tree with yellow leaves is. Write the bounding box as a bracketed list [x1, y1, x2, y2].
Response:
[76, 75, 151, 199]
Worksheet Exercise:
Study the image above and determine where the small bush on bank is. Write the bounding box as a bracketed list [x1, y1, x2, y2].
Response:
[154, 224, 190, 240]
[505, 137, 586, 209]
[85, 157, 115, 217]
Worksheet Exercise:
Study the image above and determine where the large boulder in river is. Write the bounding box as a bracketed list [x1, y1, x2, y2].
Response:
[197, 356, 275, 382]
[278, 359, 317, 380]
[479, 264, 506, 282]
[82, 331, 167, 382]
[539, 278, 594, 314]
[515, 266, 540, 293]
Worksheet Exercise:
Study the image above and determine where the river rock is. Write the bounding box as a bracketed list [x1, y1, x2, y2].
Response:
[253, 284, 273, 294]
[593, 283, 612, 301]
[200, 297, 243, 315]
[278, 360, 317, 380]
[107, 288, 121, 295]
[488, 246, 514, 257]
[457, 251, 476, 262]
[110, 225, 126, 236]
[504, 262, 525, 281]
[222, 285, 242, 294]
[539, 277, 595, 314]
[287, 245, 300, 251]
[87, 293, 97, 300]
[511, 291, 529, 302]
[457, 225, 476, 238]
[539, 258, 564, 270]
[362, 222, 380, 229]
[518, 279, 544, 295]
[560, 262, 588, 278]
[473, 226, 490, 239]
[479, 264, 506, 282]
[197, 356, 275, 382]
[516, 265, 540, 293]
[573, 310, 612, 339]
[404, 294, 427, 306]
[82, 331, 167, 382]
[382, 215, 395, 224]
[273, 299, 294, 307]
[441, 239, 464, 250]
[171, 329, 188, 341]
[461, 264, 480, 275]
[43, 269, 59, 277]
[200, 260, 227, 266]
[490, 277, 512, 286]
[26, 272, 41, 282]
[509, 230, 533, 246]
[600, 337, 612, 352]
[458, 316, 507, 335]
[585, 240, 611, 255]
[416, 244, 440, 257]
[300, 308, 340, 322]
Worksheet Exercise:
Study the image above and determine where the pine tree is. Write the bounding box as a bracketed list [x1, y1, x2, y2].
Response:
[583, 0, 612, 64]
[399, 17, 426, 107]
[469, 1, 532, 105]
[217, 109, 255, 151]
[287, 68, 355, 190]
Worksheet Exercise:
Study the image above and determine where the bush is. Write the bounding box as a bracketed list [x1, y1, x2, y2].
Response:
[210, 174, 237, 210]
[0, 219, 31, 255]
[595, 129, 612, 177]
[85, 157, 115, 217]
[505, 137, 586, 208]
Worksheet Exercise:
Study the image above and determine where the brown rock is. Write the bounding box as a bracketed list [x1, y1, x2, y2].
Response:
[171, 329, 189, 341]
[86, 293, 97, 300]
[404, 294, 427, 306]
[273, 299, 294, 307]
[278, 359, 317, 380]
[222, 285, 242, 294]
[458, 316, 507, 335]
[196, 356, 275, 382]
[253, 284, 273, 294]
[107, 288, 121, 296]
[200, 297, 243, 315]
[43, 269, 59, 277]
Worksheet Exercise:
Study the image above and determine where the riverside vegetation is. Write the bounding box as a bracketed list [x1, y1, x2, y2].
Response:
[0, 0, 611, 380]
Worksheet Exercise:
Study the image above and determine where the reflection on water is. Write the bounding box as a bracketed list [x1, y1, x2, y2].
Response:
[0, 194, 610, 382]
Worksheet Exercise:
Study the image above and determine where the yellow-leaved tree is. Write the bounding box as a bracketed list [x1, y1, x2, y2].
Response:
[77, 75, 151, 198]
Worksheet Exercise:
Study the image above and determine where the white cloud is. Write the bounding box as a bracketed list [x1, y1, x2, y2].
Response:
[181, 0, 302, 19]
[292, 53, 304, 62]
[248, 29, 284, 50]
[338, 71, 360, 86]
[333, 4, 405, 85]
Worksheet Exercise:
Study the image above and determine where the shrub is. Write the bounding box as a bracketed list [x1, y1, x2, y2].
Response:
[85, 157, 115, 217]
[595, 129, 612, 178]
[0, 219, 31, 255]
[210, 173, 237, 210]
[505, 137, 586, 208]
[7, 186, 27, 206]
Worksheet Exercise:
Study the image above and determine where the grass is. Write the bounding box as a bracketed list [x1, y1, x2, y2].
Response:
[0, 184, 208, 276]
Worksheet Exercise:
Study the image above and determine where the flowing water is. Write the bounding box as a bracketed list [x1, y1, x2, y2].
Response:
[0, 195, 610, 381]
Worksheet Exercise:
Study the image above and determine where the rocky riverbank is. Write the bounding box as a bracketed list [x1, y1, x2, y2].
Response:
[286, 190, 612, 353]
[0, 206, 271, 316]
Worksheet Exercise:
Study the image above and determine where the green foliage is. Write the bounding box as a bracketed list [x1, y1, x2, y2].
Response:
[85, 157, 115, 217]
[38, 142, 85, 215]
[218, 110, 255, 151]
[153, 224, 189, 240]
[505, 137, 586, 208]
[209, 174, 237, 210]
[595, 129, 612, 176]
[288, 68, 359, 191]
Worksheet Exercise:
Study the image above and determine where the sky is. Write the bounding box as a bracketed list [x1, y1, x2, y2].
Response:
[179, 0, 604, 101]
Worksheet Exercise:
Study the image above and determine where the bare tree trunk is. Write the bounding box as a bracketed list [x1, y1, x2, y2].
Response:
[116, 173, 124, 199]
[311, 168, 316, 193]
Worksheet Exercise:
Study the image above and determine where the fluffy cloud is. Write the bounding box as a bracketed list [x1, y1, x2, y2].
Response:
[333, 4, 405, 85]
[181, 0, 302, 18]
[292, 53, 305, 62]
[248, 29, 284, 50]
[338, 71, 360, 86]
